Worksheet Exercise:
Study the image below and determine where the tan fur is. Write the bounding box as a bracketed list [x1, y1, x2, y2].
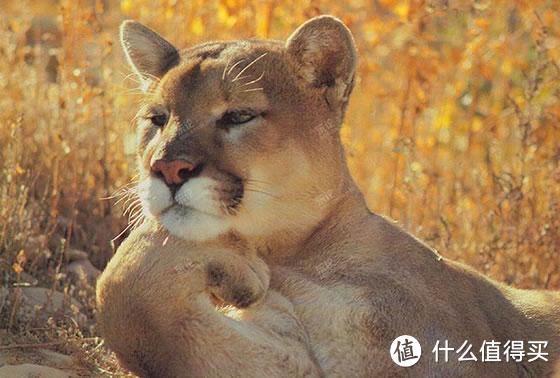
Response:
[97, 16, 560, 377]
[97, 221, 320, 377]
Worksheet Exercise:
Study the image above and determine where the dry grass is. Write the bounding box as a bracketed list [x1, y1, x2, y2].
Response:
[0, 0, 559, 374]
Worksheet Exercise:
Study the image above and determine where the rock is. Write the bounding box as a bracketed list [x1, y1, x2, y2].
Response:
[0, 363, 71, 377]
[37, 349, 75, 369]
[9, 287, 87, 327]
[64, 249, 88, 262]
[4, 287, 82, 326]
[0, 348, 75, 372]
[67, 260, 100, 283]
[18, 287, 80, 311]
[18, 272, 39, 286]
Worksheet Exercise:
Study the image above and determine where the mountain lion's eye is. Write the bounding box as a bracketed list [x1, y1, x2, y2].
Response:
[150, 114, 168, 128]
[219, 109, 258, 128]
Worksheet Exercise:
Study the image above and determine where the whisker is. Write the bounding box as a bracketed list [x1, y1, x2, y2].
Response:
[227, 59, 246, 77]
[137, 71, 161, 83]
[223, 201, 240, 216]
[117, 89, 151, 96]
[119, 66, 161, 95]
[103, 182, 138, 210]
[243, 182, 279, 199]
[245, 178, 274, 186]
[232, 75, 251, 83]
[111, 222, 134, 243]
[100, 190, 127, 201]
[128, 211, 144, 227]
[244, 178, 276, 192]
[121, 72, 143, 85]
[134, 216, 146, 229]
[240, 87, 264, 93]
[111, 181, 138, 192]
[222, 58, 230, 81]
[122, 196, 141, 214]
[244, 188, 278, 199]
[237, 71, 265, 88]
[232, 53, 268, 82]
[123, 201, 142, 218]
[127, 204, 143, 219]
[114, 200, 146, 239]
[114, 190, 136, 207]
[117, 189, 138, 205]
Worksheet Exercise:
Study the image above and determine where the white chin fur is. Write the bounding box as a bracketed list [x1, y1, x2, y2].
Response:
[137, 176, 230, 241]
[160, 206, 229, 241]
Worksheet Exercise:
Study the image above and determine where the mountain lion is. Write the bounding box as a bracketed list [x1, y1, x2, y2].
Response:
[96, 16, 560, 377]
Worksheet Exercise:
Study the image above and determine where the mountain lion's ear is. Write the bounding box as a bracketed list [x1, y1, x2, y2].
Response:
[286, 16, 356, 110]
[120, 20, 179, 90]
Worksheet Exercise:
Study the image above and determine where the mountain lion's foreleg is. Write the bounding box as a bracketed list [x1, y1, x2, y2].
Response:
[96, 227, 321, 378]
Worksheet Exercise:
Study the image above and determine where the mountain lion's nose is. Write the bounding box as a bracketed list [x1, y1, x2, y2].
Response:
[150, 159, 198, 186]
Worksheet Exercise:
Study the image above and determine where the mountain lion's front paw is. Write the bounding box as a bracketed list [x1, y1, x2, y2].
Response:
[206, 253, 270, 308]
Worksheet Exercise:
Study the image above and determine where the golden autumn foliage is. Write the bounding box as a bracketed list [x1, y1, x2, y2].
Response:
[0, 0, 559, 368]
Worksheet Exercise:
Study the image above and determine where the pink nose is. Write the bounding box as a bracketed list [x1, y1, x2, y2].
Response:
[150, 159, 196, 185]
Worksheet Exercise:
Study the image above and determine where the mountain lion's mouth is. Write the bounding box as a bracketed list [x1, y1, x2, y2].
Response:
[140, 172, 245, 218]
[163, 202, 221, 219]
[137, 173, 249, 241]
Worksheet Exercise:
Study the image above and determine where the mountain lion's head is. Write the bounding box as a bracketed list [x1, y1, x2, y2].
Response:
[122, 16, 357, 241]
